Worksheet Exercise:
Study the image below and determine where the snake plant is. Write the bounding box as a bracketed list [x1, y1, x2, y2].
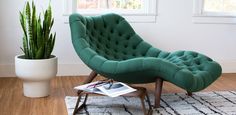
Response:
[19, 1, 56, 59]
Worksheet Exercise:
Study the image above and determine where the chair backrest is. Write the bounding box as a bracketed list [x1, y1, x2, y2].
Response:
[69, 13, 162, 61]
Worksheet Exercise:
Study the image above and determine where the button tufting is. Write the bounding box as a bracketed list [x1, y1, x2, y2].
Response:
[177, 52, 184, 57]
[111, 29, 114, 33]
[195, 61, 201, 65]
[207, 57, 213, 62]
[198, 67, 203, 71]
[105, 51, 108, 54]
[98, 39, 101, 43]
[107, 37, 111, 41]
[115, 41, 119, 45]
[105, 44, 109, 48]
[188, 68, 192, 71]
[193, 53, 198, 57]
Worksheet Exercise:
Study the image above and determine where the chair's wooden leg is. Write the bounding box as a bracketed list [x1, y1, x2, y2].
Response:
[187, 91, 192, 96]
[83, 71, 98, 84]
[139, 89, 153, 115]
[140, 95, 147, 115]
[155, 78, 163, 108]
[145, 92, 153, 115]
[73, 94, 82, 115]
[76, 71, 97, 94]
[73, 71, 97, 115]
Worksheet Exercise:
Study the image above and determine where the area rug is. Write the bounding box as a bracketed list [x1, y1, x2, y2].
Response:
[65, 91, 236, 115]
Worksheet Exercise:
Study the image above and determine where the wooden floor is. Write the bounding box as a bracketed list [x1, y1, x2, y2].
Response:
[0, 73, 235, 115]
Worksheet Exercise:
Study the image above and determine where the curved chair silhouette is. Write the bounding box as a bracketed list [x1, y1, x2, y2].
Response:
[69, 13, 222, 107]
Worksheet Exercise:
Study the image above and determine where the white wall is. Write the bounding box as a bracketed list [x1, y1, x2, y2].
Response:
[0, 0, 236, 77]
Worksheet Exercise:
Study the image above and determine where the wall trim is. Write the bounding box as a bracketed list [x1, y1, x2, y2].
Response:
[57, 64, 92, 76]
[0, 63, 92, 77]
[0, 64, 15, 77]
[0, 61, 235, 77]
[218, 60, 236, 73]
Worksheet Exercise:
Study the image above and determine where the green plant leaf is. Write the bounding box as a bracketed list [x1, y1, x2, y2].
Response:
[32, 2, 37, 49]
[19, 1, 55, 59]
[35, 46, 44, 59]
[22, 36, 29, 58]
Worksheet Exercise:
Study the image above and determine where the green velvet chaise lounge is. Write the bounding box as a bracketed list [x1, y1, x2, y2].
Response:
[69, 13, 222, 107]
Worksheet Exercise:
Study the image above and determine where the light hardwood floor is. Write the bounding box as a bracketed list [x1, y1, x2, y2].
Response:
[0, 73, 235, 115]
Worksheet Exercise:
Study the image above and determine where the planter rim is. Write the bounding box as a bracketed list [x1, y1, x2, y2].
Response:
[15, 54, 57, 61]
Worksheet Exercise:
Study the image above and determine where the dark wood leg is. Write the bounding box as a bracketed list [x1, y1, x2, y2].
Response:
[155, 78, 163, 108]
[187, 91, 192, 96]
[123, 87, 152, 115]
[145, 93, 153, 115]
[73, 71, 97, 115]
[76, 71, 97, 94]
[140, 95, 146, 115]
[82, 71, 98, 84]
[73, 94, 82, 115]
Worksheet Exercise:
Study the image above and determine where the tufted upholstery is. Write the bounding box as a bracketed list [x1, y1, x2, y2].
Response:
[69, 13, 222, 92]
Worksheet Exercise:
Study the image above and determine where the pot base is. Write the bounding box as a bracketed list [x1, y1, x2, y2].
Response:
[23, 80, 50, 98]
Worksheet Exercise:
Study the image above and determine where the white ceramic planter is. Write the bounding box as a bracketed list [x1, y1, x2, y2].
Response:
[15, 55, 57, 98]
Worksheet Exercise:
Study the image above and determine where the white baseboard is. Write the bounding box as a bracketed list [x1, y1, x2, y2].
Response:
[0, 61, 235, 77]
[57, 64, 92, 76]
[0, 64, 15, 77]
[0, 63, 92, 77]
[218, 60, 236, 73]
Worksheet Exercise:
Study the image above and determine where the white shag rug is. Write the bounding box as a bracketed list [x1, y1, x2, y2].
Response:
[65, 91, 236, 115]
